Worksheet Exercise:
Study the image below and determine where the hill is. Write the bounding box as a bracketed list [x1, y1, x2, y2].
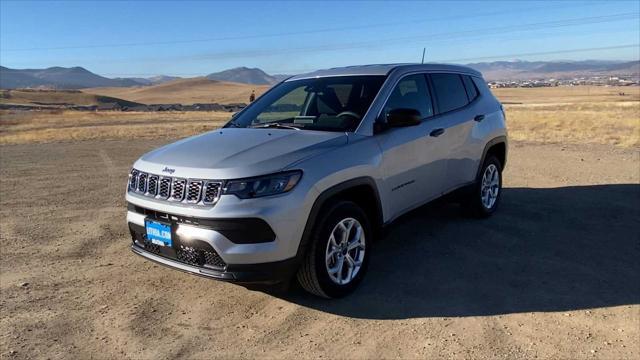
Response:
[118, 75, 182, 86]
[85, 77, 271, 105]
[0, 66, 143, 89]
[206, 67, 279, 85]
[0, 88, 143, 108]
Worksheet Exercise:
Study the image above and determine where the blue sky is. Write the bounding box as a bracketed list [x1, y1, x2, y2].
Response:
[1, 0, 639, 77]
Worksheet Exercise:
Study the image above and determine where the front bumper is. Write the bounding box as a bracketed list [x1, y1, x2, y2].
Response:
[126, 201, 304, 284]
[128, 218, 299, 284]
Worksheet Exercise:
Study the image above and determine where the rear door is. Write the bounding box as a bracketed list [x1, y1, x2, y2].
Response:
[428, 73, 478, 190]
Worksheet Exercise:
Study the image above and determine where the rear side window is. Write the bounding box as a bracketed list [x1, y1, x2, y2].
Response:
[462, 75, 479, 102]
[430, 73, 469, 113]
[383, 74, 434, 120]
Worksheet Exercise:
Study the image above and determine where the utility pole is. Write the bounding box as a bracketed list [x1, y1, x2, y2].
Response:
[421, 48, 426, 64]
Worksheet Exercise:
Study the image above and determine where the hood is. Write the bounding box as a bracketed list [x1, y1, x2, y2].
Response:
[135, 128, 347, 179]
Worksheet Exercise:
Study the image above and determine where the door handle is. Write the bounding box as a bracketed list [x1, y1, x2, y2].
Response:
[474, 114, 485, 122]
[430, 128, 445, 137]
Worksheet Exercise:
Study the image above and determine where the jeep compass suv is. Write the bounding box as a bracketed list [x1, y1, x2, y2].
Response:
[126, 64, 507, 298]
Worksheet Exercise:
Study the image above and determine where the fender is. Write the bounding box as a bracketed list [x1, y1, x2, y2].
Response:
[294, 177, 383, 260]
[475, 136, 508, 179]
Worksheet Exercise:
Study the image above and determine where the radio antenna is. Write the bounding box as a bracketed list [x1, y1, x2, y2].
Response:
[421, 48, 426, 64]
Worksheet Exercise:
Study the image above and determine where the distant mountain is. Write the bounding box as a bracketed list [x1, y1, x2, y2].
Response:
[2, 61, 637, 90]
[0, 66, 144, 89]
[120, 75, 182, 86]
[466, 60, 640, 81]
[206, 67, 279, 85]
[272, 74, 292, 82]
[148, 75, 182, 84]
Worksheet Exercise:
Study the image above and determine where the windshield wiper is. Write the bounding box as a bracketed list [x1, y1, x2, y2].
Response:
[251, 123, 301, 130]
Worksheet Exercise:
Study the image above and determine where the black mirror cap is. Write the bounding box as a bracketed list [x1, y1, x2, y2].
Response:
[386, 108, 422, 128]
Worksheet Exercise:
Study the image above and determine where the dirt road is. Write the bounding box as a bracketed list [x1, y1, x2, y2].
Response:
[1, 139, 638, 359]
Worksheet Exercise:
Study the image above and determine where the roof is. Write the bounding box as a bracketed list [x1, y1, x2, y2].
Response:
[286, 63, 482, 81]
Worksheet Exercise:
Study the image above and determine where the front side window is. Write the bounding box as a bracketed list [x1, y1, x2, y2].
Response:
[383, 74, 433, 120]
[431, 73, 469, 113]
[226, 76, 386, 132]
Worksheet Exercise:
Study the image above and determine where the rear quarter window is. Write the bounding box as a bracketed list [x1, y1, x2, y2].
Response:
[430, 73, 469, 113]
[462, 75, 479, 102]
[471, 76, 492, 96]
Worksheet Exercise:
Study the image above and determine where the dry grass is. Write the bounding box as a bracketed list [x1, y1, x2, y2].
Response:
[497, 86, 640, 148]
[493, 85, 640, 104]
[505, 102, 639, 148]
[0, 86, 638, 147]
[0, 89, 107, 106]
[0, 110, 231, 144]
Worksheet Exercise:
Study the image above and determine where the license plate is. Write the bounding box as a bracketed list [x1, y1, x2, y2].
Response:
[145, 220, 172, 247]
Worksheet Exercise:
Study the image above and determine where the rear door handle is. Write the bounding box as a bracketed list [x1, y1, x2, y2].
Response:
[474, 114, 485, 122]
[430, 128, 445, 137]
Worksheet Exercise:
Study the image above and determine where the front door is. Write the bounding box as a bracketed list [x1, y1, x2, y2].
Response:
[376, 74, 449, 219]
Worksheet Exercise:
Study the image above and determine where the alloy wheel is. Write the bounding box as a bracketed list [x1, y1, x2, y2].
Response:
[481, 163, 500, 209]
[325, 217, 366, 285]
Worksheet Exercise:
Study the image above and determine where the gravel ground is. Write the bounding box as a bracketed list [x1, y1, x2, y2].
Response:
[0, 139, 638, 359]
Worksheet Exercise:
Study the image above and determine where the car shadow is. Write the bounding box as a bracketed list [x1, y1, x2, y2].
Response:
[276, 184, 640, 319]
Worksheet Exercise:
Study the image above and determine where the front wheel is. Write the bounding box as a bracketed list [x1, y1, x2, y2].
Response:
[296, 201, 371, 298]
[465, 155, 503, 217]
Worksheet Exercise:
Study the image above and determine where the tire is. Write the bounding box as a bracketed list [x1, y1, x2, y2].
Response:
[296, 201, 372, 298]
[465, 155, 503, 218]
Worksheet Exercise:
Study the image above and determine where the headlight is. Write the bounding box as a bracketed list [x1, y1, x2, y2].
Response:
[223, 170, 302, 199]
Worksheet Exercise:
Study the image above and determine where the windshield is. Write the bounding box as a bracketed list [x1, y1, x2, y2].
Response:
[225, 75, 386, 132]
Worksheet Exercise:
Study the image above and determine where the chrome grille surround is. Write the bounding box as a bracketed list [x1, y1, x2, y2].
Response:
[136, 172, 148, 193]
[170, 178, 187, 201]
[127, 169, 222, 206]
[186, 180, 203, 203]
[202, 181, 221, 205]
[147, 175, 159, 196]
[128, 169, 139, 191]
[158, 177, 171, 199]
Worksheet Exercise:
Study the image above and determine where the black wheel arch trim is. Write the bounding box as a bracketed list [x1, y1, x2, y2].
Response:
[476, 136, 507, 179]
[295, 177, 383, 261]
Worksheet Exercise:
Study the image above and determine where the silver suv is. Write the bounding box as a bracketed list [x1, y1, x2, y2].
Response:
[126, 64, 507, 298]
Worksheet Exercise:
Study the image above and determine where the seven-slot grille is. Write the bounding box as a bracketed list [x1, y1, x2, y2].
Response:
[128, 169, 221, 206]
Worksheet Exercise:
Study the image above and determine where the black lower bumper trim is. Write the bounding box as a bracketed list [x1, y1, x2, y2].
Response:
[131, 243, 299, 284]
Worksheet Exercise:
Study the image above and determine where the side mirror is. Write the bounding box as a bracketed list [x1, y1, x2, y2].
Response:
[386, 108, 422, 128]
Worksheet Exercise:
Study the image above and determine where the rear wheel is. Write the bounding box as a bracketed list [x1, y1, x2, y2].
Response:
[465, 155, 502, 217]
[296, 201, 371, 298]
